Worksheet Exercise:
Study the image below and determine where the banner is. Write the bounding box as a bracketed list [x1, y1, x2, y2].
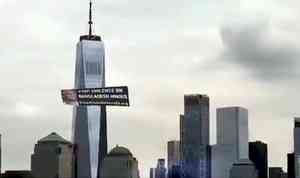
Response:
[61, 86, 130, 106]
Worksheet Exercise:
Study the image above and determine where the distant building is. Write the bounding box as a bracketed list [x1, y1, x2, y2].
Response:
[288, 153, 295, 178]
[31, 132, 73, 178]
[101, 145, 139, 178]
[169, 165, 182, 178]
[168, 141, 180, 169]
[0, 170, 34, 178]
[229, 159, 258, 178]
[0, 134, 2, 174]
[150, 168, 156, 178]
[269, 167, 284, 178]
[212, 107, 249, 178]
[168, 141, 180, 178]
[155, 159, 167, 178]
[294, 118, 300, 178]
[249, 141, 268, 178]
[181, 94, 210, 178]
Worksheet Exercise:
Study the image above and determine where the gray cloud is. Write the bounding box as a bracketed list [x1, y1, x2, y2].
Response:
[220, 21, 300, 81]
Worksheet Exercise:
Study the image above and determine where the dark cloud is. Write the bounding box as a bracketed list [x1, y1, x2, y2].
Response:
[220, 22, 300, 81]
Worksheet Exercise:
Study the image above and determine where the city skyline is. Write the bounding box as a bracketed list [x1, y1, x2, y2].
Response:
[1, 1, 300, 178]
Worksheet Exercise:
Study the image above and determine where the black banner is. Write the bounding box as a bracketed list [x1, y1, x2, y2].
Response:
[61, 86, 130, 106]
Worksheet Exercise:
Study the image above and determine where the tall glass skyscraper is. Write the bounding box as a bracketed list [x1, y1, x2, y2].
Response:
[72, 2, 107, 178]
[181, 94, 210, 178]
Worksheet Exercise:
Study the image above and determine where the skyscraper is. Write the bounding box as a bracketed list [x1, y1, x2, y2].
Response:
[269, 167, 284, 178]
[249, 141, 268, 178]
[181, 94, 210, 178]
[150, 168, 156, 178]
[288, 153, 295, 178]
[294, 118, 300, 178]
[229, 159, 258, 178]
[72, 2, 107, 178]
[211, 107, 249, 178]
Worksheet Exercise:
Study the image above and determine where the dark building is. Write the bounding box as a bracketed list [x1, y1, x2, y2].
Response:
[0, 170, 34, 178]
[288, 153, 295, 178]
[249, 141, 268, 178]
[269, 167, 284, 178]
[169, 165, 182, 178]
[155, 159, 167, 178]
[180, 95, 210, 178]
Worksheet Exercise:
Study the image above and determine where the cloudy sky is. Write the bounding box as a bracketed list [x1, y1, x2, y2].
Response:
[1, 0, 300, 177]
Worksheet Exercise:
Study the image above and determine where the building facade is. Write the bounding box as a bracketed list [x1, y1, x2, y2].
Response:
[168, 141, 180, 169]
[295, 118, 300, 178]
[72, 28, 107, 178]
[212, 107, 249, 178]
[249, 141, 268, 178]
[150, 168, 156, 178]
[288, 153, 295, 178]
[229, 159, 258, 178]
[155, 159, 167, 178]
[269, 167, 285, 178]
[101, 145, 139, 178]
[31, 132, 73, 178]
[181, 94, 210, 178]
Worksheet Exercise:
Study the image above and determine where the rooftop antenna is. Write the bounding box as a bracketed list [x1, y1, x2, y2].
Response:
[88, 0, 93, 37]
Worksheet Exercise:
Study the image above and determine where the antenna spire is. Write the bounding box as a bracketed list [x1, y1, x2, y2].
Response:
[88, 0, 93, 36]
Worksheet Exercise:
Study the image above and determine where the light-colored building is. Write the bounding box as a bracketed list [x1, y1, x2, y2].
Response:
[212, 107, 249, 178]
[72, 3, 107, 178]
[31, 132, 73, 178]
[101, 145, 139, 178]
[229, 159, 258, 178]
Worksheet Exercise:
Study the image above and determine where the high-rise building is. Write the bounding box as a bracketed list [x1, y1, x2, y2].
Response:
[269, 167, 284, 178]
[150, 168, 156, 178]
[229, 159, 258, 178]
[155, 159, 167, 178]
[294, 118, 300, 178]
[211, 107, 249, 178]
[288, 153, 295, 178]
[168, 141, 180, 169]
[31, 132, 73, 178]
[181, 94, 210, 178]
[100, 145, 139, 178]
[0, 170, 34, 178]
[72, 2, 107, 178]
[0, 134, 2, 174]
[249, 141, 268, 178]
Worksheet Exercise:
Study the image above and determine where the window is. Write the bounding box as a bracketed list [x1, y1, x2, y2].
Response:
[86, 61, 100, 75]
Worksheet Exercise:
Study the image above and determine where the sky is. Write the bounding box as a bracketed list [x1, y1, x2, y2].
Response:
[1, 0, 300, 177]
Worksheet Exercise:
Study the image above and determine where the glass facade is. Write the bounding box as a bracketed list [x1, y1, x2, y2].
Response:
[72, 39, 107, 178]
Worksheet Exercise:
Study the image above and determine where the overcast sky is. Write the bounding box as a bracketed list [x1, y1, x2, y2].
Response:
[1, 0, 300, 177]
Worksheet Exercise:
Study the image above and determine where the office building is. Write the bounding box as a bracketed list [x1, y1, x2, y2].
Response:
[168, 140, 180, 169]
[212, 107, 249, 178]
[288, 153, 295, 178]
[150, 168, 156, 178]
[155, 159, 167, 178]
[229, 159, 258, 178]
[181, 94, 210, 178]
[101, 145, 139, 178]
[72, 2, 107, 178]
[269, 167, 285, 178]
[31, 132, 73, 178]
[249, 141, 268, 178]
[295, 118, 300, 178]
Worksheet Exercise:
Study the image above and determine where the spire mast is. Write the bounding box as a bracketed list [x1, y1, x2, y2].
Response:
[88, 0, 93, 37]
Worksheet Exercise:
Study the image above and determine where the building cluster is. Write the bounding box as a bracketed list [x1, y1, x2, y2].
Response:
[0, 132, 140, 178]
[149, 94, 299, 178]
